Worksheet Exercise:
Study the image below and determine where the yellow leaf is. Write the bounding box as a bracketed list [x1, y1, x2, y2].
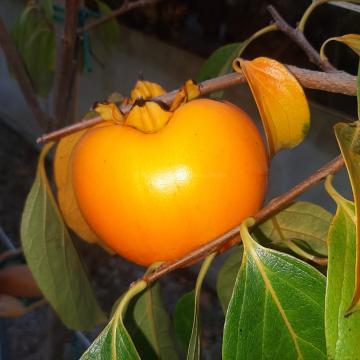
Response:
[54, 130, 100, 245]
[237, 57, 310, 157]
[130, 80, 166, 101]
[321, 34, 360, 59]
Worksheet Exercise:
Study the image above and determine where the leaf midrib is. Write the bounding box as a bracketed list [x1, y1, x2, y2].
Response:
[248, 245, 303, 360]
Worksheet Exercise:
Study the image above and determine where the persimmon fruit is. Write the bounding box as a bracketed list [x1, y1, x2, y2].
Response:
[71, 99, 268, 266]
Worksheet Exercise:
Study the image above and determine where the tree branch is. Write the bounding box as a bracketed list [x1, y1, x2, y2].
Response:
[53, 0, 80, 128]
[143, 155, 344, 284]
[267, 5, 337, 72]
[36, 65, 357, 144]
[77, 0, 163, 34]
[0, 17, 50, 130]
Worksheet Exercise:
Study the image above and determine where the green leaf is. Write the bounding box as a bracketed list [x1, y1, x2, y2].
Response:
[325, 178, 360, 359]
[94, 1, 121, 48]
[334, 121, 360, 313]
[12, 5, 38, 46]
[81, 281, 146, 359]
[24, 26, 55, 96]
[197, 43, 240, 82]
[357, 60, 360, 120]
[10, 5, 55, 97]
[223, 219, 326, 360]
[254, 201, 331, 259]
[197, 24, 277, 98]
[40, 0, 53, 18]
[187, 253, 216, 359]
[216, 246, 243, 313]
[20, 144, 106, 330]
[125, 281, 179, 360]
[173, 291, 195, 352]
[173, 253, 216, 359]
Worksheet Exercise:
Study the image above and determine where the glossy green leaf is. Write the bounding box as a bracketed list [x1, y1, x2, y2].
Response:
[20, 144, 106, 330]
[173, 291, 195, 352]
[197, 43, 240, 82]
[334, 121, 360, 313]
[223, 219, 326, 360]
[325, 178, 360, 359]
[10, 5, 55, 97]
[125, 281, 178, 359]
[255, 201, 331, 259]
[216, 246, 243, 313]
[95, 1, 121, 48]
[173, 253, 215, 359]
[81, 281, 146, 359]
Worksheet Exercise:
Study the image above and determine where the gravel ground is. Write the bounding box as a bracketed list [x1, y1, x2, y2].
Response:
[0, 120, 224, 359]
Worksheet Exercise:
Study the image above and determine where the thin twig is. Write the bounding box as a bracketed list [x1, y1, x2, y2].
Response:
[267, 5, 337, 72]
[77, 0, 162, 34]
[36, 65, 357, 144]
[0, 17, 50, 130]
[53, 0, 80, 128]
[143, 155, 344, 284]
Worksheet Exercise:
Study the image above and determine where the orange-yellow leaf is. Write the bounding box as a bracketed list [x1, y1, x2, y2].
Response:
[321, 34, 360, 59]
[238, 57, 310, 157]
[54, 130, 100, 244]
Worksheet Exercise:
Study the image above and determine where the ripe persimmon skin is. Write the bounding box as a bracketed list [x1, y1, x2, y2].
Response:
[71, 99, 268, 266]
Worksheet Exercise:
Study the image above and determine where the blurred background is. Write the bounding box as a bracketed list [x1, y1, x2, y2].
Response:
[0, 0, 359, 359]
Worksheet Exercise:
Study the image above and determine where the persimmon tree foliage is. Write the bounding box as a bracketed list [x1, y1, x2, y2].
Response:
[1, 0, 360, 359]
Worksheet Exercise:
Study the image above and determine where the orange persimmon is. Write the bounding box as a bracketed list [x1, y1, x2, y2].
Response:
[71, 99, 268, 266]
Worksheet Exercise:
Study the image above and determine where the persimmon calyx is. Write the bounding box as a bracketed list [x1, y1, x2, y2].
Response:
[93, 79, 201, 133]
[130, 80, 166, 101]
[125, 100, 172, 133]
[169, 79, 201, 112]
[124, 79, 200, 133]
[93, 101, 124, 124]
